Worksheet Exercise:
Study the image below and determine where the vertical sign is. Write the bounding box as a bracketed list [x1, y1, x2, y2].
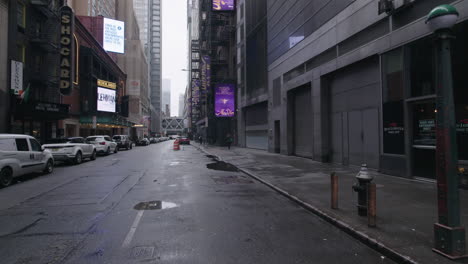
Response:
[215, 84, 235, 117]
[59, 6, 75, 96]
[201, 56, 211, 93]
[212, 0, 235, 11]
[10, 60, 23, 95]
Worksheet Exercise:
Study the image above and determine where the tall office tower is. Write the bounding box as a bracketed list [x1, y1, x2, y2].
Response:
[133, 0, 149, 50]
[148, 0, 162, 134]
[178, 94, 184, 117]
[69, 0, 116, 18]
[162, 79, 171, 117]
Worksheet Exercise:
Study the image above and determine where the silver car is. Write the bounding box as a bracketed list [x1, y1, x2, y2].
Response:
[42, 137, 96, 164]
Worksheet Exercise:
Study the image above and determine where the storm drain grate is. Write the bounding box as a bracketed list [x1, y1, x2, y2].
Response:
[130, 246, 154, 260]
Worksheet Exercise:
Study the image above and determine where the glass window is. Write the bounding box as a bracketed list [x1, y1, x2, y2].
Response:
[17, 1, 25, 28]
[382, 48, 405, 154]
[29, 138, 42, 151]
[409, 37, 434, 97]
[105, 136, 112, 141]
[412, 102, 436, 146]
[15, 138, 29, 151]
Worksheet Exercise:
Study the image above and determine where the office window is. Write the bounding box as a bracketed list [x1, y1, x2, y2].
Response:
[17, 44, 25, 63]
[17, 1, 26, 28]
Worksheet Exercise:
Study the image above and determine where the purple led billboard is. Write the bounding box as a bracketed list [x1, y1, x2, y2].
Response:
[212, 0, 235, 11]
[215, 84, 235, 117]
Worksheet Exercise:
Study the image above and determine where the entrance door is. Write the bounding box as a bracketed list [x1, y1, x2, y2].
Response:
[292, 86, 313, 158]
[274, 120, 280, 153]
[411, 101, 436, 179]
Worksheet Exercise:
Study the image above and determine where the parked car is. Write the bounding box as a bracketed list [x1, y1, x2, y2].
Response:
[179, 137, 190, 145]
[86, 136, 118, 155]
[42, 137, 96, 164]
[136, 138, 150, 146]
[112, 135, 133, 150]
[149, 137, 158, 144]
[0, 134, 54, 187]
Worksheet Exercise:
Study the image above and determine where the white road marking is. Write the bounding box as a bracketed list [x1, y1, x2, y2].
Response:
[122, 210, 144, 248]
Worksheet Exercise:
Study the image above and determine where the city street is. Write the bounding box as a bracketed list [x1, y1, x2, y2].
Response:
[0, 141, 393, 264]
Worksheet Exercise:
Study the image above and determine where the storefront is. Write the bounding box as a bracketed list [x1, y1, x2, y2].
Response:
[380, 20, 468, 179]
[11, 100, 70, 143]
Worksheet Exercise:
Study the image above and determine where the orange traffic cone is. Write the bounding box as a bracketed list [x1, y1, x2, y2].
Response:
[173, 140, 180, 151]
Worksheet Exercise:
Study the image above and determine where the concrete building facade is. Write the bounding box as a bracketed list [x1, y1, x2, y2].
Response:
[162, 78, 171, 117]
[116, 0, 150, 138]
[261, 0, 468, 180]
[0, 0, 8, 132]
[148, 0, 162, 134]
[133, 0, 149, 50]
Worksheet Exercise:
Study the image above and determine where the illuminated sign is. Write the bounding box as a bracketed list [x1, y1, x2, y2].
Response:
[97, 79, 117, 89]
[103, 18, 125, 54]
[213, 0, 235, 11]
[215, 84, 235, 117]
[59, 6, 75, 95]
[97, 87, 116, 113]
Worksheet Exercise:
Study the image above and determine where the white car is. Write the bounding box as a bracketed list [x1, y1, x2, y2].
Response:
[0, 134, 54, 187]
[86, 136, 118, 155]
[42, 137, 96, 164]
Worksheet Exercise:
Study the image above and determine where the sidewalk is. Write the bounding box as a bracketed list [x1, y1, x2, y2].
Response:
[192, 143, 468, 264]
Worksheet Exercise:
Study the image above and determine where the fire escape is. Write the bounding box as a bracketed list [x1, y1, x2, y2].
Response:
[29, 0, 61, 102]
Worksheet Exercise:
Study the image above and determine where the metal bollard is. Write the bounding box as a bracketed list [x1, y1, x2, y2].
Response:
[331, 172, 338, 209]
[368, 183, 376, 227]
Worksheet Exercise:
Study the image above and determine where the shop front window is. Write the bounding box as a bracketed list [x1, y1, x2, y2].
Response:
[412, 102, 436, 146]
[382, 48, 405, 154]
[409, 37, 434, 97]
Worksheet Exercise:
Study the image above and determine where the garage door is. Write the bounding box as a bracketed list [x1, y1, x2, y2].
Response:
[245, 102, 268, 150]
[292, 85, 313, 158]
[329, 57, 380, 168]
[246, 130, 268, 150]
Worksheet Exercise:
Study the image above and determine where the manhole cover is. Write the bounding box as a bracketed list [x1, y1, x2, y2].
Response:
[134, 201, 178, 210]
[207, 161, 239, 172]
[211, 175, 254, 184]
[131, 246, 154, 260]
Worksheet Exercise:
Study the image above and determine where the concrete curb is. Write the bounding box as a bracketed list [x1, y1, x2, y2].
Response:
[193, 144, 418, 264]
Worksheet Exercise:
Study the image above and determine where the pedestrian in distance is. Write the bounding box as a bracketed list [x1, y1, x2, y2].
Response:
[225, 134, 233, 150]
[199, 135, 203, 146]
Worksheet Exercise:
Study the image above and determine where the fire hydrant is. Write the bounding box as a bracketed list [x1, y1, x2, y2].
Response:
[352, 164, 374, 216]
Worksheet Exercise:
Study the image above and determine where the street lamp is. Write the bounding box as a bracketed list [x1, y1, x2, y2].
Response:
[426, 5, 466, 259]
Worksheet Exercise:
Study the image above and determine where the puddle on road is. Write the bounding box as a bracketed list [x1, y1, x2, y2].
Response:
[134, 201, 178, 210]
[206, 161, 239, 172]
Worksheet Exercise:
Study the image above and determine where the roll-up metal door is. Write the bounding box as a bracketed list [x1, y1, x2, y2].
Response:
[245, 102, 268, 150]
[329, 57, 380, 168]
[293, 86, 313, 158]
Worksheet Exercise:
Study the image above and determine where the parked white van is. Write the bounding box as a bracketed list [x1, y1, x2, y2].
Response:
[0, 134, 54, 187]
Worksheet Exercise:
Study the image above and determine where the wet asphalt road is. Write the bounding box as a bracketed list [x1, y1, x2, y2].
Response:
[0, 141, 395, 264]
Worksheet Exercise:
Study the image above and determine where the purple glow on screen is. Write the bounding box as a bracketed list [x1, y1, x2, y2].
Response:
[215, 84, 235, 117]
[213, 0, 235, 11]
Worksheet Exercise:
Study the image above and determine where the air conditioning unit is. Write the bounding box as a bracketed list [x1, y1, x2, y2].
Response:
[378, 0, 416, 15]
[378, 0, 393, 15]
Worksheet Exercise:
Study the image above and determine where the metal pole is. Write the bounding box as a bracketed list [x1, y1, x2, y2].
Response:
[368, 183, 376, 227]
[331, 172, 338, 209]
[433, 29, 466, 258]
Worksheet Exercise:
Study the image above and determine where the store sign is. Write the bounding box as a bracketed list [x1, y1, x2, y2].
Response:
[103, 18, 125, 54]
[213, 0, 235, 11]
[201, 56, 210, 92]
[97, 87, 116, 113]
[10, 60, 23, 95]
[59, 6, 75, 96]
[97, 79, 117, 89]
[34, 102, 69, 114]
[215, 84, 235, 117]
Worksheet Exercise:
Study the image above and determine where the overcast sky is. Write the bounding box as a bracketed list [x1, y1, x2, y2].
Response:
[162, 0, 188, 116]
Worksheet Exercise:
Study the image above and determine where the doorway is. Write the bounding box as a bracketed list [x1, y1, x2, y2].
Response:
[274, 120, 280, 153]
[410, 100, 436, 179]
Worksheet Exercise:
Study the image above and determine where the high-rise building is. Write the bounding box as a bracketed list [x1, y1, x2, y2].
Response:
[178, 94, 184, 117]
[162, 79, 171, 117]
[133, 0, 149, 50]
[68, 0, 116, 18]
[148, 0, 162, 134]
[116, 0, 150, 138]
